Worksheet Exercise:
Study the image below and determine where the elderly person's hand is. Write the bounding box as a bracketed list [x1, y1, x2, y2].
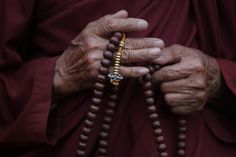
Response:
[53, 10, 164, 97]
[153, 44, 221, 114]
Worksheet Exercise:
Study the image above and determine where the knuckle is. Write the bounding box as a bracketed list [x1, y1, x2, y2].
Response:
[193, 62, 205, 72]
[122, 50, 131, 63]
[86, 53, 97, 64]
[104, 18, 116, 31]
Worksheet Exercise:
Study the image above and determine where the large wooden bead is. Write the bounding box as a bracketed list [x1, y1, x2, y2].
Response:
[145, 90, 154, 97]
[101, 59, 111, 67]
[146, 97, 155, 105]
[113, 32, 122, 39]
[97, 74, 106, 83]
[100, 131, 109, 139]
[103, 51, 113, 59]
[160, 152, 168, 157]
[110, 36, 120, 45]
[94, 83, 105, 90]
[99, 67, 108, 75]
[99, 140, 108, 148]
[144, 82, 152, 90]
[77, 150, 86, 156]
[80, 134, 89, 142]
[149, 113, 158, 121]
[158, 143, 167, 151]
[106, 43, 116, 52]
[93, 90, 103, 98]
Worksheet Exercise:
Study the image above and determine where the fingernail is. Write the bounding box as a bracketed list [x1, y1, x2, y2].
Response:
[137, 20, 148, 29]
[139, 68, 149, 74]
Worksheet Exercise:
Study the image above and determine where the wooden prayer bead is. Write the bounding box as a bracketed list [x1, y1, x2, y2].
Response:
[145, 90, 154, 97]
[87, 112, 97, 120]
[106, 43, 116, 52]
[152, 120, 161, 128]
[102, 124, 111, 131]
[78, 142, 87, 148]
[94, 83, 105, 90]
[82, 127, 91, 135]
[113, 32, 122, 39]
[158, 143, 167, 151]
[80, 134, 89, 142]
[101, 59, 111, 67]
[144, 82, 152, 90]
[109, 94, 118, 101]
[179, 127, 187, 133]
[97, 74, 106, 83]
[90, 104, 99, 112]
[178, 133, 186, 140]
[146, 97, 155, 105]
[104, 116, 112, 123]
[100, 131, 109, 139]
[99, 67, 108, 75]
[107, 102, 116, 108]
[147, 105, 157, 114]
[84, 119, 94, 127]
[177, 149, 185, 156]
[149, 113, 158, 121]
[77, 150, 86, 156]
[153, 128, 162, 136]
[110, 37, 120, 45]
[98, 148, 107, 155]
[93, 90, 103, 98]
[160, 152, 168, 157]
[103, 51, 113, 59]
[99, 140, 108, 148]
[155, 136, 164, 143]
[91, 97, 102, 105]
[178, 142, 186, 148]
[179, 119, 187, 125]
[105, 109, 115, 116]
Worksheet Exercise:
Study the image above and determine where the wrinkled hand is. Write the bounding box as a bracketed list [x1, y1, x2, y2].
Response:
[53, 10, 164, 97]
[153, 44, 221, 114]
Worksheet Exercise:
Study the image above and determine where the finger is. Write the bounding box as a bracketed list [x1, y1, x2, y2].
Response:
[121, 48, 161, 64]
[160, 74, 207, 93]
[153, 63, 190, 82]
[111, 10, 128, 18]
[96, 17, 148, 35]
[125, 38, 165, 49]
[164, 93, 197, 107]
[118, 66, 149, 78]
[170, 105, 201, 115]
[154, 45, 182, 65]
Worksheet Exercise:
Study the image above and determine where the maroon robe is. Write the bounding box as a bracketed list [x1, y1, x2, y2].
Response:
[0, 0, 236, 156]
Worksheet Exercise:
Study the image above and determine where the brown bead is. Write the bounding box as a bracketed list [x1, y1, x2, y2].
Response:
[80, 134, 89, 142]
[178, 141, 186, 148]
[109, 94, 118, 101]
[178, 133, 186, 140]
[158, 143, 167, 151]
[104, 116, 113, 123]
[177, 149, 185, 156]
[90, 104, 99, 112]
[179, 127, 187, 133]
[107, 102, 116, 108]
[110, 36, 120, 45]
[94, 82, 105, 90]
[103, 51, 113, 59]
[153, 128, 162, 136]
[105, 109, 115, 116]
[102, 124, 111, 131]
[99, 67, 108, 75]
[97, 74, 106, 83]
[98, 148, 107, 155]
[107, 43, 116, 52]
[91, 98, 102, 105]
[143, 74, 152, 82]
[144, 82, 152, 90]
[148, 66, 154, 74]
[144, 90, 154, 97]
[100, 131, 109, 139]
[87, 112, 97, 120]
[160, 152, 168, 157]
[113, 32, 122, 39]
[84, 119, 94, 127]
[101, 59, 111, 67]
[178, 119, 187, 125]
[82, 126, 91, 135]
[149, 113, 158, 121]
[93, 90, 103, 98]
[77, 150, 86, 156]
[146, 97, 155, 105]
[152, 120, 161, 128]
[155, 135, 164, 143]
[99, 140, 108, 147]
[147, 105, 156, 114]
[78, 142, 86, 148]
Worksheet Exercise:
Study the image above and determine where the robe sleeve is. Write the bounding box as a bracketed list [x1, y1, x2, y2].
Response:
[0, 0, 60, 148]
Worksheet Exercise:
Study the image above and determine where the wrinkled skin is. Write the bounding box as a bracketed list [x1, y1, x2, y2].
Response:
[53, 10, 221, 114]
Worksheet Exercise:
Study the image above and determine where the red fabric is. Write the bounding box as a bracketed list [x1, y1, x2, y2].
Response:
[0, 0, 236, 156]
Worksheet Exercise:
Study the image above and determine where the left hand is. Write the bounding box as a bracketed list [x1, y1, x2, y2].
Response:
[153, 44, 221, 114]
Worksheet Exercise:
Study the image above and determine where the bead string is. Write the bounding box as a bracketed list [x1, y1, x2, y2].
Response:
[76, 32, 187, 157]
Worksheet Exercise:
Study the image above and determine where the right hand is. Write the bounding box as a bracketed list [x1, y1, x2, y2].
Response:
[53, 10, 164, 97]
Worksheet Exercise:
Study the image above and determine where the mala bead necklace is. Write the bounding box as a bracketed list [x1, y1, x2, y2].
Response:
[76, 32, 187, 157]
